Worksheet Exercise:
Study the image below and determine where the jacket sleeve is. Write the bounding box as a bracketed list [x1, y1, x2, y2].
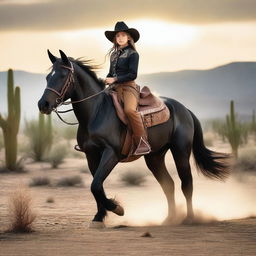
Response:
[116, 52, 139, 83]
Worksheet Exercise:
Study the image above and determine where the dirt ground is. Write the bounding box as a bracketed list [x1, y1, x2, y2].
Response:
[0, 139, 256, 256]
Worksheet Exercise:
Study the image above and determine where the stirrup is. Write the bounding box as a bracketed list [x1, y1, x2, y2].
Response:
[74, 145, 84, 152]
[133, 137, 151, 156]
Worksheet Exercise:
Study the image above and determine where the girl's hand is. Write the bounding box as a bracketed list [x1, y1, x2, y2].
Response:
[105, 77, 117, 84]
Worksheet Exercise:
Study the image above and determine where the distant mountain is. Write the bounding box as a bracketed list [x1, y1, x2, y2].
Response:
[0, 70, 46, 121]
[0, 62, 255, 122]
[138, 62, 256, 119]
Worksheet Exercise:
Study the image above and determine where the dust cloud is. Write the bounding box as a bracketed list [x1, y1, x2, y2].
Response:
[106, 151, 256, 227]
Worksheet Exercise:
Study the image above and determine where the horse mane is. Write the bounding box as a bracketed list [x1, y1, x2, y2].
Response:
[70, 57, 106, 89]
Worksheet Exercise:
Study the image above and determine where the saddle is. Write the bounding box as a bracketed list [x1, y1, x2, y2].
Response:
[110, 85, 170, 162]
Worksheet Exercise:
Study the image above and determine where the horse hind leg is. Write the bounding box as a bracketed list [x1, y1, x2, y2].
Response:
[144, 149, 176, 224]
[170, 142, 194, 223]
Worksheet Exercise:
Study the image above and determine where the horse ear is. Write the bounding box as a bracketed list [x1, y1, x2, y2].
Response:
[59, 50, 70, 66]
[47, 49, 57, 64]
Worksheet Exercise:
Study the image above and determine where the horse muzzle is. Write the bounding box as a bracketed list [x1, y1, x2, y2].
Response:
[38, 98, 55, 115]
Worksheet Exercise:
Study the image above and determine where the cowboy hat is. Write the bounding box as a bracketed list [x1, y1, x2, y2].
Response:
[105, 21, 140, 43]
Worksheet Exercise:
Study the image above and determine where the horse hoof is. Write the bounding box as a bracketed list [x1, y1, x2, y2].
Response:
[88, 221, 105, 229]
[162, 216, 177, 226]
[112, 205, 124, 216]
[182, 217, 194, 225]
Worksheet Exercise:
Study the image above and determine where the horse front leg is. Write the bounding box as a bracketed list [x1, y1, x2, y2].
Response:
[89, 146, 122, 227]
[86, 151, 107, 225]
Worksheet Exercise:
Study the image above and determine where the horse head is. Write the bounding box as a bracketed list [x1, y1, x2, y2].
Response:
[38, 49, 75, 114]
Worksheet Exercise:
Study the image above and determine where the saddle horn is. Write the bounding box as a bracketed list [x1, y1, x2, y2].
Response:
[47, 49, 57, 64]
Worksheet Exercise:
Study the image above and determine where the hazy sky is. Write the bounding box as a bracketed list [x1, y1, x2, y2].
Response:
[0, 0, 256, 76]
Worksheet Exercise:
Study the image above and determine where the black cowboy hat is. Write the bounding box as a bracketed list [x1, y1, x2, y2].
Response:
[105, 21, 140, 43]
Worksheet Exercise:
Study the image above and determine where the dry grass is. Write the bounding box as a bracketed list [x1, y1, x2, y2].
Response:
[80, 167, 90, 174]
[29, 176, 51, 187]
[56, 175, 84, 187]
[203, 132, 215, 147]
[120, 171, 146, 186]
[46, 144, 68, 169]
[0, 157, 27, 174]
[8, 187, 37, 232]
[234, 147, 256, 173]
[46, 197, 55, 203]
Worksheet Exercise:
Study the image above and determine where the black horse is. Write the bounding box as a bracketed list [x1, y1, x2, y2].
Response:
[38, 50, 230, 227]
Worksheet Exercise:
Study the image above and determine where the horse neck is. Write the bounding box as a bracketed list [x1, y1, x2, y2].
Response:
[71, 66, 104, 127]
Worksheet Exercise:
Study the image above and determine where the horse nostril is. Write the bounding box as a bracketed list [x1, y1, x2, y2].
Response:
[38, 99, 51, 112]
[44, 101, 50, 108]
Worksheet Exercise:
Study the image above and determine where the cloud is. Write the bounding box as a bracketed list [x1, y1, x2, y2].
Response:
[0, 0, 256, 31]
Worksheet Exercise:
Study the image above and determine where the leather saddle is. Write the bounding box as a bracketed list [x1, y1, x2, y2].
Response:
[110, 85, 170, 162]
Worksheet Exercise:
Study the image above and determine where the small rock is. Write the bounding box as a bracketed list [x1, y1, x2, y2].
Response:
[141, 231, 152, 238]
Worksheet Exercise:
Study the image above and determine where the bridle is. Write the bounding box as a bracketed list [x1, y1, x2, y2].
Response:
[45, 61, 111, 125]
[45, 62, 75, 105]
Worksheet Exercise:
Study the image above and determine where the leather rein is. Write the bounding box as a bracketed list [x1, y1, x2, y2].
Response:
[45, 62, 110, 125]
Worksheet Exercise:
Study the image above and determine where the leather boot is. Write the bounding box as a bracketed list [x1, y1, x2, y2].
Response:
[132, 135, 151, 155]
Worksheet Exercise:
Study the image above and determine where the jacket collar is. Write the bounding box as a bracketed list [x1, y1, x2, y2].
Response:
[118, 45, 130, 52]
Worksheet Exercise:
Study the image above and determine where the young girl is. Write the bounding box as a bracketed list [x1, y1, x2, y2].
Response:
[104, 21, 151, 155]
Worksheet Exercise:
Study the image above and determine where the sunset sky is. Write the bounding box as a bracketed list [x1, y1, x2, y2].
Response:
[0, 0, 256, 77]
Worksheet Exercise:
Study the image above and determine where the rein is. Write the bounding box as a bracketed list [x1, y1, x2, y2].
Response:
[45, 61, 112, 125]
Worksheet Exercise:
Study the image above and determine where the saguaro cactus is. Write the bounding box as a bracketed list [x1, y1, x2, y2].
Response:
[0, 69, 21, 170]
[225, 100, 242, 158]
[38, 112, 53, 161]
[251, 110, 256, 139]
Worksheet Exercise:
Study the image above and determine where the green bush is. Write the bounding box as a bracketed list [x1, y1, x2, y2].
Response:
[45, 144, 68, 168]
[0, 131, 4, 150]
[61, 126, 77, 142]
[24, 113, 53, 162]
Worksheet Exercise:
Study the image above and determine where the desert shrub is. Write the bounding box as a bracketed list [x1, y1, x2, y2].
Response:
[61, 126, 77, 142]
[8, 187, 37, 232]
[211, 119, 226, 142]
[56, 175, 83, 187]
[120, 171, 146, 186]
[0, 157, 27, 173]
[45, 144, 68, 168]
[71, 149, 85, 159]
[24, 113, 53, 162]
[46, 197, 54, 203]
[203, 133, 214, 147]
[0, 131, 3, 150]
[234, 147, 256, 173]
[80, 167, 90, 173]
[29, 176, 51, 187]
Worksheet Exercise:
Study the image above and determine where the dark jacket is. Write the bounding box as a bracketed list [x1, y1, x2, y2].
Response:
[106, 45, 139, 83]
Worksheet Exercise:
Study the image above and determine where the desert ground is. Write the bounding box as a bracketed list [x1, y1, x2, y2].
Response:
[0, 137, 256, 256]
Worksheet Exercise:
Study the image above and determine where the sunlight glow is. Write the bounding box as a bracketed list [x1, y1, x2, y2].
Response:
[58, 19, 199, 48]
[129, 19, 199, 46]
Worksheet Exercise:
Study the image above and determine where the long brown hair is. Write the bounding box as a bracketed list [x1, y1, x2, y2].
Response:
[104, 32, 137, 61]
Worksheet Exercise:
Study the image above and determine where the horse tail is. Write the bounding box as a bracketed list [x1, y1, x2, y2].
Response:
[189, 110, 230, 180]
